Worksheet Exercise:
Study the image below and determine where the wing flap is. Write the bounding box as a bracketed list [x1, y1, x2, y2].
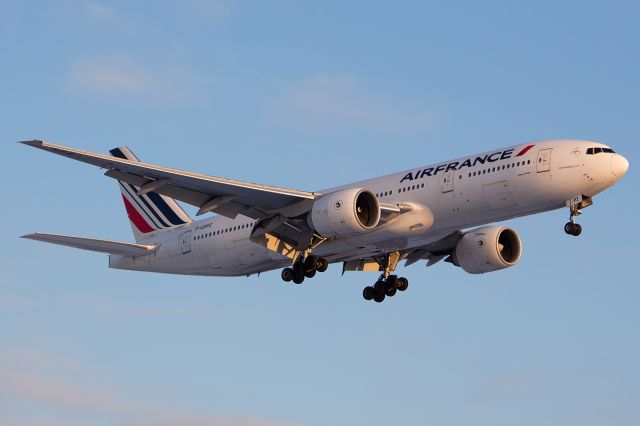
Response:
[22, 233, 158, 256]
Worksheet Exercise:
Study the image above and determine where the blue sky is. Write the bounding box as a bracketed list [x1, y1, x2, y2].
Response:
[1, 1, 639, 425]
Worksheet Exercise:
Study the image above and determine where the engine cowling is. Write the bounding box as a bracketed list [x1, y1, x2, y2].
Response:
[452, 226, 522, 274]
[308, 188, 381, 237]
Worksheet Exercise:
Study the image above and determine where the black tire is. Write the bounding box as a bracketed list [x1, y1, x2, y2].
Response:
[281, 268, 293, 282]
[305, 269, 316, 279]
[374, 280, 386, 293]
[564, 222, 575, 235]
[386, 275, 398, 289]
[397, 277, 409, 291]
[303, 255, 317, 272]
[572, 223, 582, 236]
[293, 261, 304, 276]
[363, 286, 374, 300]
[316, 257, 329, 272]
[373, 291, 385, 303]
[385, 287, 397, 297]
[292, 273, 305, 284]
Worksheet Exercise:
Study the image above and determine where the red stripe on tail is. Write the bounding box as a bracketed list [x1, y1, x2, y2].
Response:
[122, 195, 154, 233]
[516, 144, 535, 156]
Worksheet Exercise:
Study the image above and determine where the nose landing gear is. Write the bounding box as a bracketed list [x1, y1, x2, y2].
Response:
[563, 195, 593, 236]
[564, 205, 582, 236]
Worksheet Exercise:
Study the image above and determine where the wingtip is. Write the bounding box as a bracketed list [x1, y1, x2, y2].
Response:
[18, 140, 44, 147]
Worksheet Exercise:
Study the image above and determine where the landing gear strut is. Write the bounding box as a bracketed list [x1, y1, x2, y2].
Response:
[564, 195, 591, 237]
[280, 235, 329, 285]
[361, 252, 409, 303]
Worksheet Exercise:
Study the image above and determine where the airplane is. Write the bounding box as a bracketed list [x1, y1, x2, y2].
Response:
[20, 139, 629, 303]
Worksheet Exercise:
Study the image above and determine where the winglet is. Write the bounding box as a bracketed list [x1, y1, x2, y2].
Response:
[19, 140, 45, 147]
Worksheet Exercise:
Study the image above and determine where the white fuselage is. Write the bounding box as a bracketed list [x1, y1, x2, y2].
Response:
[109, 140, 625, 276]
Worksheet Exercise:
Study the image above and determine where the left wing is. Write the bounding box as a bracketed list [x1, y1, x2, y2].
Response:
[21, 140, 316, 219]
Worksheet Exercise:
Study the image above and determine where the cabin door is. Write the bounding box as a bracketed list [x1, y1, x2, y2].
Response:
[537, 148, 552, 172]
[442, 171, 454, 193]
[180, 231, 192, 254]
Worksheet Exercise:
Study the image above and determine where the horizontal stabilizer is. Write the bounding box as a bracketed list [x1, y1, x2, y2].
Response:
[21, 233, 158, 256]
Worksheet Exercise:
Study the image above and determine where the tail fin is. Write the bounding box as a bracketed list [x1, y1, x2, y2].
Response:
[110, 146, 191, 242]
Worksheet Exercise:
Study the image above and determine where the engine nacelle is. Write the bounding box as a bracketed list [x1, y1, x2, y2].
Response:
[453, 226, 522, 274]
[308, 188, 381, 237]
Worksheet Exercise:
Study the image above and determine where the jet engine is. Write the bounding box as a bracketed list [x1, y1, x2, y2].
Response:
[452, 226, 522, 274]
[308, 188, 381, 237]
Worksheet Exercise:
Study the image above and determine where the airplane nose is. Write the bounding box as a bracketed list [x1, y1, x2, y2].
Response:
[611, 154, 629, 178]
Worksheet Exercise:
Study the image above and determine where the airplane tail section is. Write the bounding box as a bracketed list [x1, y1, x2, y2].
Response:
[109, 146, 191, 242]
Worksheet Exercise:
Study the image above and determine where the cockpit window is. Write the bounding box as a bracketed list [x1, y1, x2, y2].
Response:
[586, 147, 615, 155]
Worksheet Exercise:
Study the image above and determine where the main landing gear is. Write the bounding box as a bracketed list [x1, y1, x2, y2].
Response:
[281, 254, 329, 285]
[362, 274, 409, 303]
[361, 252, 408, 303]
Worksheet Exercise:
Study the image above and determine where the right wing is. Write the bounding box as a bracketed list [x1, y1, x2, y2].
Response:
[21, 233, 158, 256]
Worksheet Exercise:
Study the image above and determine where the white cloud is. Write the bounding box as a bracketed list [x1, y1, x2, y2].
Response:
[189, 0, 229, 20]
[0, 347, 303, 426]
[83, 1, 115, 21]
[68, 53, 205, 104]
[268, 73, 433, 134]
[0, 370, 131, 414]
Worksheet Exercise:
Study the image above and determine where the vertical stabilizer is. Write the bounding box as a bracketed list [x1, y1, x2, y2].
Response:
[110, 146, 191, 242]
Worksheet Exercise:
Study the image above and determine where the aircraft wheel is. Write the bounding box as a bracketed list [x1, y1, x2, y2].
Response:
[572, 223, 582, 236]
[303, 255, 317, 272]
[374, 280, 386, 293]
[373, 291, 385, 303]
[316, 257, 329, 272]
[564, 222, 574, 235]
[292, 273, 305, 284]
[293, 261, 305, 276]
[386, 275, 398, 289]
[397, 277, 409, 291]
[385, 287, 397, 297]
[363, 286, 374, 300]
[281, 268, 293, 282]
[305, 269, 316, 279]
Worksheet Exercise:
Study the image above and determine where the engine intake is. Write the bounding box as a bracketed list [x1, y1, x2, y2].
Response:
[309, 188, 381, 237]
[453, 226, 522, 274]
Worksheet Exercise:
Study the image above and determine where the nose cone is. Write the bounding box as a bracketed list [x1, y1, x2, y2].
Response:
[611, 154, 629, 178]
